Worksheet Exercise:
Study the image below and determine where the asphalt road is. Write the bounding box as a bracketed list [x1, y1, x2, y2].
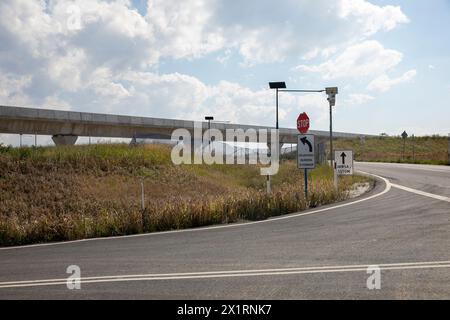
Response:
[0, 162, 449, 299]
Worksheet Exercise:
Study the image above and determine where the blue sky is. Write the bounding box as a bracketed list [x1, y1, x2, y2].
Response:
[0, 0, 449, 146]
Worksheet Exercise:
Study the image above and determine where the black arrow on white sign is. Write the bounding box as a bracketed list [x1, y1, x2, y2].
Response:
[340, 152, 347, 164]
[300, 137, 313, 152]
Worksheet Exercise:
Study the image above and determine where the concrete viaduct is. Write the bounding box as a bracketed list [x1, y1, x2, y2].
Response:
[0, 105, 374, 154]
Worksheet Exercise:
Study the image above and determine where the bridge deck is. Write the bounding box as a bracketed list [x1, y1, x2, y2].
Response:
[0, 105, 374, 144]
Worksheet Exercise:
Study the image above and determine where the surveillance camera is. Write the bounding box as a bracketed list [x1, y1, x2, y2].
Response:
[327, 96, 336, 106]
[326, 87, 338, 95]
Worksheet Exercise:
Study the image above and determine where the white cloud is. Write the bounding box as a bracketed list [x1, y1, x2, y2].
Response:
[217, 49, 232, 64]
[367, 69, 417, 92]
[321, 46, 337, 59]
[146, 0, 224, 59]
[88, 68, 131, 102]
[301, 46, 339, 62]
[47, 48, 87, 91]
[0, 0, 411, 73]
[0, 0, 57, 59]
[295, 40, 403, 80]
[0, 74, 32, 106]
[144, 0, 409, 65]
[120, 71, 209, 112]
[42, 95, 72, 111]
[338, 0, 409, 36]
[345, 93, 375, 105]
[302, 48, 320, 61]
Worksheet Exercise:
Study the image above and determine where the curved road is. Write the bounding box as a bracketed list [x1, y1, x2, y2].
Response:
[0, 162, 449, 299]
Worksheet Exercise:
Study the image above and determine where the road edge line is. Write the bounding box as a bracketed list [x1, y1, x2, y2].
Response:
[391, 183, 450, 203]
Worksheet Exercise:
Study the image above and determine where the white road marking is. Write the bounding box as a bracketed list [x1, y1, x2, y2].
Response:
[357, 162, 450, 173]
[0, 260, 449, 289]
[0, 173, 392, 251]
[391, 183, 450, 203]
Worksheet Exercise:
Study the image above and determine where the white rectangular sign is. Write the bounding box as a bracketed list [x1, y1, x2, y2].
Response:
[298, 134, 315, 169]
[335, 150, 353, 175]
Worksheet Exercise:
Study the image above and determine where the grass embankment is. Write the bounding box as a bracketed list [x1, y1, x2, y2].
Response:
[331, 136, 449, 165]
[0, 143, 370, 246]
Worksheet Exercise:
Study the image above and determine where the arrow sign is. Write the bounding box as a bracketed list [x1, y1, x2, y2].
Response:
[297, 134, 315, 169]
[300, 137, 313, 152]
[340, 152, 347, 164]
[335, 150, 353, 175]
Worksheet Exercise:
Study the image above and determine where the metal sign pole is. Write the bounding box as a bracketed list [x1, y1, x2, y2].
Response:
[448, 133, 450, 165]
[333, 161, 337, 190]
[304, 169, 308, 199]
[141, 179, 145, 211]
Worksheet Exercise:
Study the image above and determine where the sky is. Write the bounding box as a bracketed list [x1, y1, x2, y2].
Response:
[1, 0, 449, 146]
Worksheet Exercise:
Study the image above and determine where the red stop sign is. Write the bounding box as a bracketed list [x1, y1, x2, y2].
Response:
[297, 112, 310, 134]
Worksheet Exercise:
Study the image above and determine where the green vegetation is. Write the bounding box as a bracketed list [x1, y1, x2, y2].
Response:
[0, 143, 371, 246]
[331, 135, 449, 165]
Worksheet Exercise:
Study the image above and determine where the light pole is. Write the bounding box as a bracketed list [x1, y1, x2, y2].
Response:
[326, 87, 338, 189]
[268, 82, 286, 194]
[269, 82, 287, 130]
[205, 116, 214, 151]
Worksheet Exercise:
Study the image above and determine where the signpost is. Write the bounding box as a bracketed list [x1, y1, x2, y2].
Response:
[335, 150, 354, 175]
[297, 112, 313, 199]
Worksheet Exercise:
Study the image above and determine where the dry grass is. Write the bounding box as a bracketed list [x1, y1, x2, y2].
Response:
[331, 136, 449, 165]
[0, 143, 370, 246]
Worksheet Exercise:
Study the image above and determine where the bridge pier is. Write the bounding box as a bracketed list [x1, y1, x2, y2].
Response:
[52, 135, 78, 146]
[315, 142, 325, 164]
